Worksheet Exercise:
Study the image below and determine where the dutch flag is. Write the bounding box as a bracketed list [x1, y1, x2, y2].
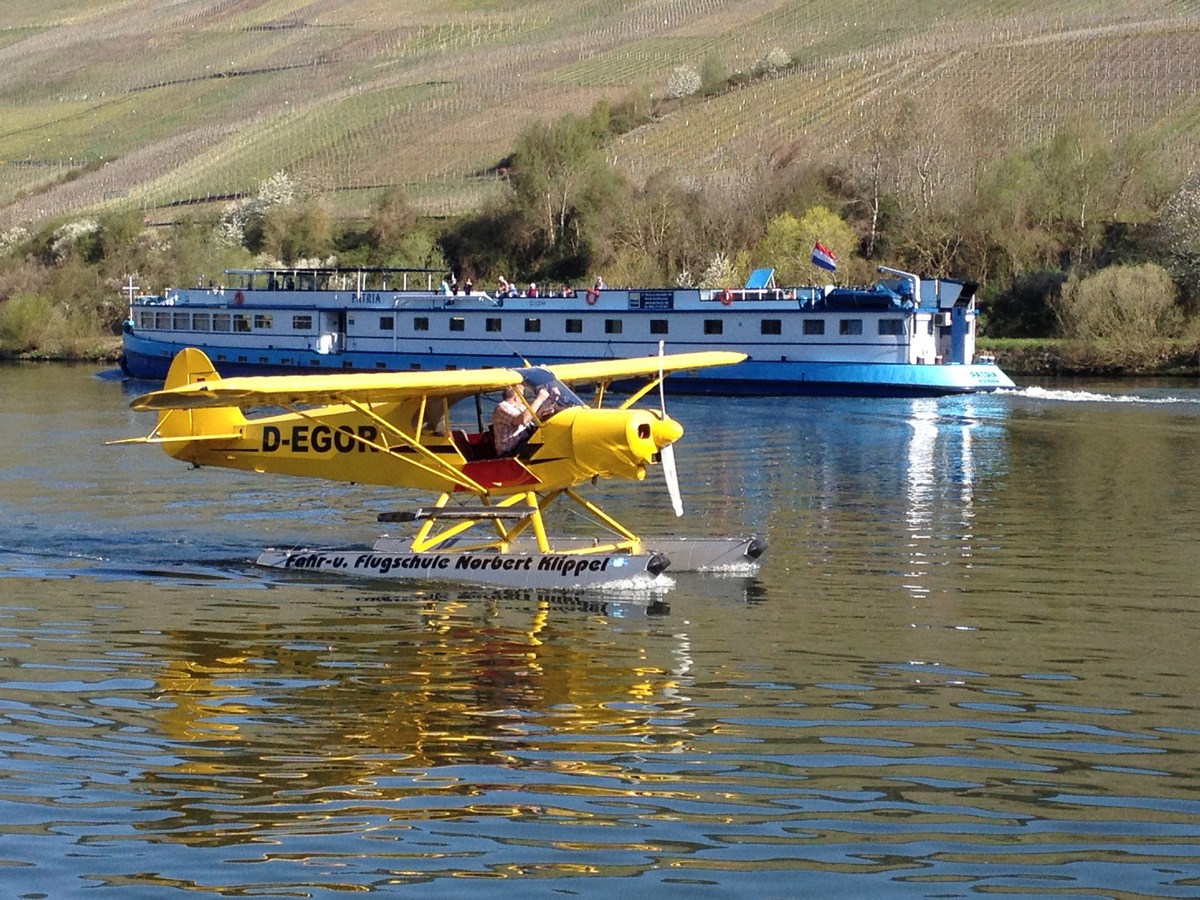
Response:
[811, 242, 838, 272]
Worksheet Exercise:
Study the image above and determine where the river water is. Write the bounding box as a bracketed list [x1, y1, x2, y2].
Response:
[2, 363, 1199, 899]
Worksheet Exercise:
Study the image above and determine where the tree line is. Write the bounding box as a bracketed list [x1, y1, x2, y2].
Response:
[2, 93, 1199, 363]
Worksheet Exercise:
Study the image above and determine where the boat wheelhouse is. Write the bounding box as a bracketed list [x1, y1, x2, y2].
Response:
[120, 264, 1014, 395]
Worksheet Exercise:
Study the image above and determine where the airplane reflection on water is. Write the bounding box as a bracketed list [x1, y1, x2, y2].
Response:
[138, 592, 695, 844]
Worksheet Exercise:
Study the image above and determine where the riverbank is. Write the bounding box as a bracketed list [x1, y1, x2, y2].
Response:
[0, 336, 122, 364]
[981, 339, 1200, 378]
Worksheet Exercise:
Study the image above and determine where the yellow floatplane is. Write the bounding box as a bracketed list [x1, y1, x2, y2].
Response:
[114, 347, 765, 590]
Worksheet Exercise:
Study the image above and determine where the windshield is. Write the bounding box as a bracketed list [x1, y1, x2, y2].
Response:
[518, 367, 585, 417]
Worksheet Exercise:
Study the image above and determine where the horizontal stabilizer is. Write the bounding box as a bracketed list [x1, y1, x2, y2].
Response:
[105, 432, 243, 446]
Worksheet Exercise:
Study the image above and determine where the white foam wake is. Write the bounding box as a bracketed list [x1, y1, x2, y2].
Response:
[1007, 386, 1200, 405]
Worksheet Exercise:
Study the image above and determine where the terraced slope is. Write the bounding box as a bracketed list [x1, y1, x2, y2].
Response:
[1, 0, 1197, 228]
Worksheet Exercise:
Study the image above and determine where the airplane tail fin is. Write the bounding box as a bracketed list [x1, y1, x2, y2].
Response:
[154, 348, 247, 443]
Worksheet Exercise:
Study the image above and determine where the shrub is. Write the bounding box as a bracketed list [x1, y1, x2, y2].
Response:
[1, 225, 30, 257]
[700, 53, 728, 95]
[665, 66, 701, 99]
[1053, 263, 1183, 349]
[0, 293, 66, 353]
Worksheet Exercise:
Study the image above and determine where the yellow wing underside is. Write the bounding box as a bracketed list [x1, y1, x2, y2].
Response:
[130, 351, 747, 412]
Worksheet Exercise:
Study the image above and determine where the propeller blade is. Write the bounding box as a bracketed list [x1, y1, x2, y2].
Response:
[657, 341, 683, 516]
[661, 442, 684, 517]
[658, 339, 667, 413]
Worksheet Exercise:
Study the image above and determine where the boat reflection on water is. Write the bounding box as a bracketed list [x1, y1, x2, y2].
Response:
[698, 390, 1012, 609]
[901, 396, 1004, 602]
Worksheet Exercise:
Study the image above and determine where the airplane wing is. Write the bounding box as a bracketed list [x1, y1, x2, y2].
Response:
[130, 368, 524, 411]
[541, 350, 746, 385]
[129, 350, 745, 412]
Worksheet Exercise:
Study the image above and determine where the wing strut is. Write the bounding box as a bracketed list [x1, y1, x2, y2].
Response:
[282, 400, 487, 495]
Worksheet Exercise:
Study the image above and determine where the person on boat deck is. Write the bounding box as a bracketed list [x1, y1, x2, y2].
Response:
[527, 282, 538, 297]
[464, 277, 473, 294]
[492, 385, 550, 455]
[593, 276, 605, 290]
[439, 276, 452, 295]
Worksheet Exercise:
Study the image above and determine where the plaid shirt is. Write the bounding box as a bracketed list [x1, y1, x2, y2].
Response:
[492, 399, 530, 454]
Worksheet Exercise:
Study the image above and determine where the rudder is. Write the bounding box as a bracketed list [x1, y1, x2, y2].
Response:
[156, 348, 246, 444]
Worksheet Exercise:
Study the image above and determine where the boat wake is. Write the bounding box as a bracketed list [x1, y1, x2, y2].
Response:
[1007, 386, 1200, 406]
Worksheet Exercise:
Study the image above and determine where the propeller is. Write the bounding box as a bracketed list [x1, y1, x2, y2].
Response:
[658, 341, 684, 517]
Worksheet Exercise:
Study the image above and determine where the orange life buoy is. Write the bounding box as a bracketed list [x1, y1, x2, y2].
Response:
[719, 289, 734, 306]
[234, 290, 244, 305]
[585, 288, 600, 306]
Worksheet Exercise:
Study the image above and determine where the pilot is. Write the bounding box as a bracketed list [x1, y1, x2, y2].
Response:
[492, 385, 549, 455]
[537, 385, 564, 420]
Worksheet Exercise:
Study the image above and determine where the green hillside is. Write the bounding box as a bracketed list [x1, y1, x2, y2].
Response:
[1, 0, 1198, 229]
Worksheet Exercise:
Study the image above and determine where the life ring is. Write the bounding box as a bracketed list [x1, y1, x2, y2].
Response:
[719, 289, 734, 306]
[234, 290, 244, 305]
[585, 288, 600, 306]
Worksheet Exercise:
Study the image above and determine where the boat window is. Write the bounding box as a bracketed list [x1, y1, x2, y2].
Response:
[380, 315, 394, 331]
[172, 312, 190, 330]
[254, 314, 273, 329]
[213, 314, 231, 332]
[449, 317, 465, 332]
[486, 318, 502, 333]
[138, 311, 154, 329]
[650, 319, 668, 335]
[292, 315, 313, 330]
[803, 319, 824, 335]
[524, 318, 541, 333]
[604, 319, 622, 334]
[234, 314, 252, 333]
[839, 319, 863, 336]
[761, 319, 782, 335]
[704, 319, 723, 335]
[878, 319, 905, 336]
[155, 311, 171, 329]
[192, 313, 210, 331]
[566, 319, 583, 334]
[414, 317, 429, 332]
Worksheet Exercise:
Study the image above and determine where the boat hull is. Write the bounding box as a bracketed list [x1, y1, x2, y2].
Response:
[121, 335, 1013, 396]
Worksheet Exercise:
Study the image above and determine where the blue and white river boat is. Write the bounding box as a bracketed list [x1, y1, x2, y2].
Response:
[120, 264, 1014, 395]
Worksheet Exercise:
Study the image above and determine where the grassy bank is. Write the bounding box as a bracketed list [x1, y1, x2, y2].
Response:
[0, 336, 122, 363]
[981, 339, 1200, 378]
